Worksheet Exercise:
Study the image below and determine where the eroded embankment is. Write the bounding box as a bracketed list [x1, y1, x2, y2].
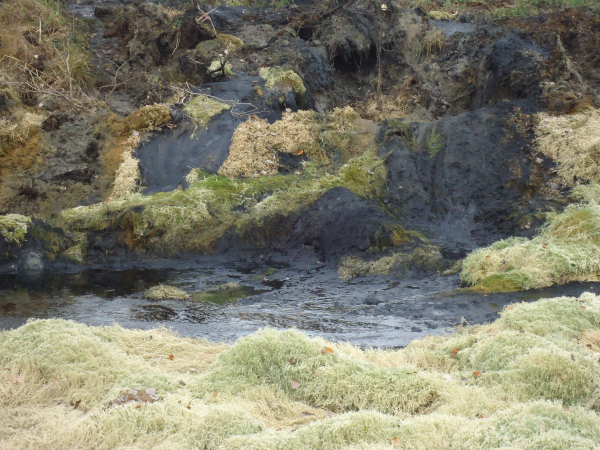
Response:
[1, 0, 600, 283]
[1, 293, 600, 448]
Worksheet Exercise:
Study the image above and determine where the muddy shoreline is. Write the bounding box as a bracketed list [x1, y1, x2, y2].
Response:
[3, 256, 600, 347]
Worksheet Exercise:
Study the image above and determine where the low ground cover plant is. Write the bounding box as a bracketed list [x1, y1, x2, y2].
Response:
[1, 293, 600, 448]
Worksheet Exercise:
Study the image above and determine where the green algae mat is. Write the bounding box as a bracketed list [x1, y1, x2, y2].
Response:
[1, 293, 600, 449]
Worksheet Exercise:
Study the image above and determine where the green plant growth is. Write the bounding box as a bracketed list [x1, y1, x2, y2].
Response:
[208, 59, 234, 78]
[184, 95, 231, 131]
[461, 204, 600, 291]
[145, 284, 190, 300]
[192, 284, 266, 305]
[385, 118, 416, 148]
[0, 214, 31, 245]
[60, 108, 388, 256]
[61, 152, 387, 255]
[259, 67, 306, 95]
[2, 293, 600, 448]
[426, 126, 444, 158]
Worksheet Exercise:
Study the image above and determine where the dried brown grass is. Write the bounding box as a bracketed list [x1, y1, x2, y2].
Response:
[219, 111, 326, 178]
[536, 108, 600, 187]
[219, 108, 370, 179]
[0, 0, 92, 106]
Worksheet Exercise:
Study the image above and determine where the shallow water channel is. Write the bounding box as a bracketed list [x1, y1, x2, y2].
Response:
[1, 258, 599, 347]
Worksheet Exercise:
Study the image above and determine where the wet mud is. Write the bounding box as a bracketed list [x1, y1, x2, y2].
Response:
[2, 258, 600, 347]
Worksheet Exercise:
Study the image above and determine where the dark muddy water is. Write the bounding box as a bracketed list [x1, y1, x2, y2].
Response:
[1, 259, 599, 347]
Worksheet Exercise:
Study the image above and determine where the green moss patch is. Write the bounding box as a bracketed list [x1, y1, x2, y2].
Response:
[184, 95, 231, 131]
[0, 214, 31, 245]
[259, 67, 306, 95]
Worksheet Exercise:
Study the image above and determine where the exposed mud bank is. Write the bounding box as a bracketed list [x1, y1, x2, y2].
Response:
[1, 0, 599, 291]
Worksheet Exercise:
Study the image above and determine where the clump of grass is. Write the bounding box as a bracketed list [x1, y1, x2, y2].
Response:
[184, 95, 231, 131]
[461, 204, 600, 291]
[259, 67, 306, 95]
[425, 125, 444, 158]
[2, 294, 600, 448]
[219, 112, 320, 178]
[418, 28, 444, 60]
[145, 285, 190, 300]
[536, 108, 600, 187]
[199, 328, 442, 415]
[110, 132, 143, 199]
[338, 245, 448, 279]
[109, 104, 173, 199]
[0, 214, 31, 244]
[137, 104, 172, 129]
[220, 108, 370, 179]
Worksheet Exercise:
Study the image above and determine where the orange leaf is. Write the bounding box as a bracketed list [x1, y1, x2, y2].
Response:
[391, 437, 401, 443]
[508, 306, 514, 310]
[473, 371, 482, 377]
[321, 346, 333, 355]
[296, 150, 304, 156]
[168, 355, 174, 360]
[212, 391, 218, 398]
[135, 404, 141, 409]
[582, 306, 587, 309]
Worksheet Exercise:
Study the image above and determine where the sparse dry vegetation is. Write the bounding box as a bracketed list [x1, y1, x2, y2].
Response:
[2, 293, 600, 448]
[536, 108, 600, 187]
[0, 0, 92, 106]
[0, 111, 44, 156]
[220, 107, 369, 179]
